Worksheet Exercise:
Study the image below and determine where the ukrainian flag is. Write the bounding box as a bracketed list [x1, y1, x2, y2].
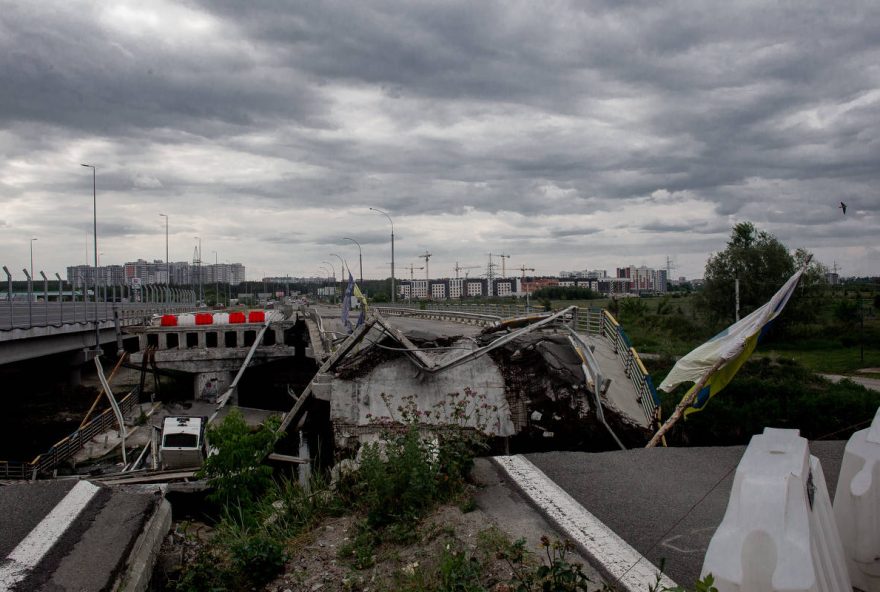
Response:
[353, 282, 367, 327]
[659, 266, 806, 416]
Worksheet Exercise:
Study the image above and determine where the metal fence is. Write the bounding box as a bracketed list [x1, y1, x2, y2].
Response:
[600, 310, 661, 422]
[0, 389, 139, 480]
[0, 301, 193, 331]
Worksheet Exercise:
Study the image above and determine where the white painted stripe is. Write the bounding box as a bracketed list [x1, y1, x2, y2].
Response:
[493, 455, 677, 592]
[0, 481, 101, 590]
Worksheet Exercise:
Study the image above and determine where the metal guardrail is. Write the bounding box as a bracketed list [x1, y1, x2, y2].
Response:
[374, 306, 501, 326]
[0, 389, 139, 480]
[0, 302, 192, 332]
[600, 310, 660, 423]
[365, 302, 659, 425]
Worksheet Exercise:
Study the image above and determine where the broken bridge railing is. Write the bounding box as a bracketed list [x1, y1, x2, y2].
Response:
[373, 306, 500, 326]
[0, 388, 139, 480]
[601, 310, 661, 424]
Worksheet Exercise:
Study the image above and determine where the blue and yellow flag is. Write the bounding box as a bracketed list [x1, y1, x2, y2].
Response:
[659, 266, 806, 415]
[353, 282, 367, 328]
[341, 272, 355, 333]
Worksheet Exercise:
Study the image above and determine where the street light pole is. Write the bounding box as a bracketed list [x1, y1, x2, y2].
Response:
[194, 236, 202, 306]
[30, 237, 37, 280]
[81, 163, 99, 351]
[160, 213, 169, 305]
[213, 250, 219, 307]
[369, 208, 394, 302]
[322, 260, 336, 302]
[343, 237, 363, 285]
[330, 253, 348, 279]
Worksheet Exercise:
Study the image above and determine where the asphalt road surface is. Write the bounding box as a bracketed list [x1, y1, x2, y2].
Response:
[0, 479, 160, 591]
[524, 440, 846, 585]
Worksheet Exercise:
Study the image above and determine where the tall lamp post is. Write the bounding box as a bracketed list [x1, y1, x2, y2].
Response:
[369, 207, 395, 302]
[321, 260, 336, 302]
[194, 236, 202, 306]
[81, 163, 99, 351]
[213, 250, 219, 306]
[30, 237, 38, 279]
[159, 213, 169, 305]
[330, 253, 348, 279]
[343, 237, 363, 285]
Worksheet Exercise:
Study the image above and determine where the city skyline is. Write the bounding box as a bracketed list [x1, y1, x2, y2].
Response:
[1, 2, 878, 281]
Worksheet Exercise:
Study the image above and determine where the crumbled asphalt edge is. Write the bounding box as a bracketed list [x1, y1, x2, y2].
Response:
[13, 485, 113, 592]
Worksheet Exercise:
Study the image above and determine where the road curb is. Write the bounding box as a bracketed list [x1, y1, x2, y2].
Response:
[492, 454, 677, 592]
[114, 496, 172, 592]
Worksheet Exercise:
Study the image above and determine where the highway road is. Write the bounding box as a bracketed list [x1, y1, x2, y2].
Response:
[519, 440, 846, 586]
[0, 479, 168, 591]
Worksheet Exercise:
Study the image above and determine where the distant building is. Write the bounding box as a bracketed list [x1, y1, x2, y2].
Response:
[616, 265, 667, 294]
[67, 259, 245, 287]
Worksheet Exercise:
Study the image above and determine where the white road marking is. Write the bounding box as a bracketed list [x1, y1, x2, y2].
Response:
[493, 455, 677, 592]
[0, 481, 101, 590]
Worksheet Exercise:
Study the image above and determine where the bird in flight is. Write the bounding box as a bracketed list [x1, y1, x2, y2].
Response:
[839, 201, 847, 215]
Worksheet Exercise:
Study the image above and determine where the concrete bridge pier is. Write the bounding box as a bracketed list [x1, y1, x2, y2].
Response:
[67, 347, 100, 388]
[195, 370, 235, 403]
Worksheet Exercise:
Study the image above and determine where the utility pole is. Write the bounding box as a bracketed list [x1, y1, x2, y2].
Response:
[735, 277, 740, 322]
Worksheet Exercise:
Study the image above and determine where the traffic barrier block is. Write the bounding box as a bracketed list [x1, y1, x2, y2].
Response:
[177, 313, 195, 327]
[834, 407, 880, 592]
[229, 311, 246, 323]
[159, 314, 177, 327]
[701, 428, 851, 592]
[195, 313, 213, 325]
[248, 310, 265, 323]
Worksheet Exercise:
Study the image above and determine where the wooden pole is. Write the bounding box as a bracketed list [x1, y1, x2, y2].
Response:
[645, 357, 727, 448]
[79, 353, 127, 428]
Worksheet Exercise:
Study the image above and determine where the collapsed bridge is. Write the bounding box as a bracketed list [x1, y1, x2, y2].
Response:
[282, 305, 660, 451]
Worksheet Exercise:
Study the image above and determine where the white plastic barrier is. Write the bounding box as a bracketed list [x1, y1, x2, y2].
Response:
[177, 313, 195, 327]
[212, 312, 230, 325]
[833, 407, 880, 592]
[702, 428, 851, 592]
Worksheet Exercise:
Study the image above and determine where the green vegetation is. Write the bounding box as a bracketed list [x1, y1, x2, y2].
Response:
[652, 347, 880, 446]
[173, 402, 720, 591]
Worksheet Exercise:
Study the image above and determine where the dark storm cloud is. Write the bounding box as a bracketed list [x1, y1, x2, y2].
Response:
[1, 0, 879, 277]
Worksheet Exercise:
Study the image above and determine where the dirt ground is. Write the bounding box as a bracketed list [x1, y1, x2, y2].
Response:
[152, 459, 602, 591]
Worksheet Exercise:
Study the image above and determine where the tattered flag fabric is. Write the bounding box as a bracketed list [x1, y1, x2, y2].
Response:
[659, 266, 806, 415]
[341, 272, 355, 333]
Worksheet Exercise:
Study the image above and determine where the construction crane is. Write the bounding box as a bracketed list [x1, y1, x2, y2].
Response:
[453, 262, 479, 279]
[497, 253, 511, 277]
[408, 263, 424, 280]
[519, 265, 535, 279]
[421, 250, 432, 281]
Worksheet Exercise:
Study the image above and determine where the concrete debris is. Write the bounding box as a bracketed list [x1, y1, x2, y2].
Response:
[281, 307, 649, 451]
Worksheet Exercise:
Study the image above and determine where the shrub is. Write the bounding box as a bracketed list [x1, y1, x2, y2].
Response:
[198, 409, 282, 508]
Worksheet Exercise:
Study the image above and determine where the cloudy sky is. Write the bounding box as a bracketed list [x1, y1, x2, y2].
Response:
[1, 0, 878, 282]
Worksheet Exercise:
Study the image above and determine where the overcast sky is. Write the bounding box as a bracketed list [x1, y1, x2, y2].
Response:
[1, 1, 878, 282]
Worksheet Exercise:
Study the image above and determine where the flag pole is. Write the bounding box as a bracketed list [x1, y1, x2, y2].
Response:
[646, 356, 727, 448]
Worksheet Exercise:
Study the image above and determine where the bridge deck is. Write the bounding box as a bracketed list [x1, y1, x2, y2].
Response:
[587, 334, 650, 429]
